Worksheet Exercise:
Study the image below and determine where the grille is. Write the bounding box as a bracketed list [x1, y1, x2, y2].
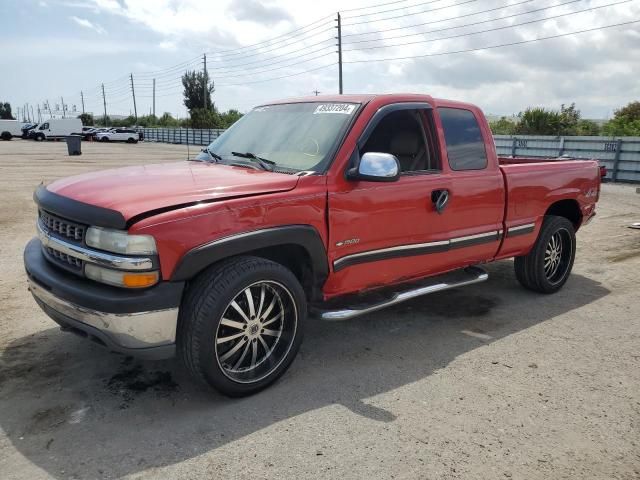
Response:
[45, 246, 83, 271]
[39, 210, 86, 242]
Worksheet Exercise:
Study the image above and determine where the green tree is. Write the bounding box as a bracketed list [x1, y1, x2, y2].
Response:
[613, 101, 640, 121]
[0, 102, 15, 120]
[78, 113, 94, 126]
[602, 118, 640, 136]
[95, 115, 111, 126]
[602, 101, 640, 136]
[219, 109, 243, 128]
[182, 70, 215, 112]
[157, 112, 180, 127]
[575, 119, 600, 136]
[515, 108, 562, 135]
[558, 103, 580, 135]
[489, 116, 516, 135]
[188, 108, 222, 129]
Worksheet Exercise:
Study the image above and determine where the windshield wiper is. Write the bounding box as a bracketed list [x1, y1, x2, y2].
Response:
[204, 147, 223, 162]
[231, 151, 275, 171]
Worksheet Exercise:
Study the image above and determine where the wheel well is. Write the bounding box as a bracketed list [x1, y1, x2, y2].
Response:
[545, 199, 582, 229]
[245, 244, 316, 301]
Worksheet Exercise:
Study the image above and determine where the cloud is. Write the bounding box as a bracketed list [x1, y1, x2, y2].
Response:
[6, 0, 640, 118]
[159, 40, 177, 51]
[70, 16, 107, 34]
[227, 0, 293, 26]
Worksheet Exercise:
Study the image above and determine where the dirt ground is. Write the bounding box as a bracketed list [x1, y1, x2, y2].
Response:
[0, 139, 639, 480]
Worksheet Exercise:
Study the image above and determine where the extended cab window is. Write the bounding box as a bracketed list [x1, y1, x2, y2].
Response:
[361, 109, 439, 173]
[438, 108, 487, 171]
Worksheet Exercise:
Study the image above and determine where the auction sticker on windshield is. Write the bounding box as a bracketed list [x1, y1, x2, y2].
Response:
[314, 104, 356, 115]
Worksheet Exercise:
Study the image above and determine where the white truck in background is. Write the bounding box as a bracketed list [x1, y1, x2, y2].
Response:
[31, 118, 82, 141]
[0, 120, 23, 140]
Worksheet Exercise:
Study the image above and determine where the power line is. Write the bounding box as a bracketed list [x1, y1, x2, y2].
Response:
[205, 15, 335, 58]
[216, 63, 336, 87]
[343, 0, 446, 19]
[343, 0, 480, 26]
[205, 24, 335, 61]
[341, 0, 409, 12]
[342, 0, 633, 52]
[343, 0, 579, 45]
[203, 39, 335, 72]
[342, 0, 533, 37]
[343, 19, 640, 63]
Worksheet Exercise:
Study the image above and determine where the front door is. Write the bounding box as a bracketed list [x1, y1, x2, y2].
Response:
[325, 105, 455, 297]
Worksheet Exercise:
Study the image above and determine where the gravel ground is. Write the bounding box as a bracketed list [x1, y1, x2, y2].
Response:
[0, 139, 638, 480]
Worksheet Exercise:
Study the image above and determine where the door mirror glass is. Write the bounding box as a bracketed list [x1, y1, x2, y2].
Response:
[348, 152, 400, 182]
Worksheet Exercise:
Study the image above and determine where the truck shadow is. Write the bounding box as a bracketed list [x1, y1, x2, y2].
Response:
[0, 261, 609, 479]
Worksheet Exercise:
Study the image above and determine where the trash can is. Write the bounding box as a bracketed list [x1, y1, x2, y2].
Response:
[66, 135, 82, 156]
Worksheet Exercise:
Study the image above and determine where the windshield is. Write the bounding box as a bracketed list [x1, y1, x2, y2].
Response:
[199, 102, 359, 172]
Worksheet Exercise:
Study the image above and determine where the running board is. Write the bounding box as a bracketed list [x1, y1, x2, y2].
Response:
[316, 266, 488, 321]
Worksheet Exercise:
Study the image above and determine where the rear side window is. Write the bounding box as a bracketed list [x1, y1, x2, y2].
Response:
[438, 108, 487, 170]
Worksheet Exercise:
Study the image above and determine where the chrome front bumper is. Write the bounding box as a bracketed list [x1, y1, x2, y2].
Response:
[25, 236, 183, 359]
[28, 277, 178, 352]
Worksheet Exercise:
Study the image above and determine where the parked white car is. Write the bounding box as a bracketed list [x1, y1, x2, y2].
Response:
[95, 128, 139, 143]
[32, 118, 83, 141]
[0, 120, 23, 140]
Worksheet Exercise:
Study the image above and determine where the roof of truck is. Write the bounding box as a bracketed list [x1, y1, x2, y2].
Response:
[256, 94, 476, 110]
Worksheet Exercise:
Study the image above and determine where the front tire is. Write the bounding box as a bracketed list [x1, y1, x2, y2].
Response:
[514, 215, 576, 294]
[178, 256, 306, 397]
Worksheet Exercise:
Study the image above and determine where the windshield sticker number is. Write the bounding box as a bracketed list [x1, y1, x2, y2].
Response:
[314, 104, 355, 115]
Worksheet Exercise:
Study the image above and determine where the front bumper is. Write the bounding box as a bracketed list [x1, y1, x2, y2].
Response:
[24, 238, 184, 359]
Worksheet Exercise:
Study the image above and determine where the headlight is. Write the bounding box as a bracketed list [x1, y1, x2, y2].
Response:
[85, 227, 156, 255]
[85, 264, 159, 288]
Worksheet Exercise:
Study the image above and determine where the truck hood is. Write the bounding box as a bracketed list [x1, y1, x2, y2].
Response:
[46, 161, 299, 223]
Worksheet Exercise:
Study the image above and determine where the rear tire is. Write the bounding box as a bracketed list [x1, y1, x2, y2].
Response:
[514, 215, 576, 294]
[1, 131, 12, 141]
[178, 256, 306, 397]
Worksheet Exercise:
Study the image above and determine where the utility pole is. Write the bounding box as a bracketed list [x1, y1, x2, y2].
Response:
[61, 96, 66, 118]
[24, 103, 28, 122]
[313, 89, 321, 96]
[130, 73, 138, 123]
[80, 91, 85, 114]
[101, 83, 108, 126]
[336, 12, 343, 94]
[152, 78, 156, 117]
[30, 105, 35, 123]
[203, 53, 208, 110]
[37, 105, 41, 123]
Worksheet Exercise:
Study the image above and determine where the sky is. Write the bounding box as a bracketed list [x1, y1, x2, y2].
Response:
[2, 0, 639, 121]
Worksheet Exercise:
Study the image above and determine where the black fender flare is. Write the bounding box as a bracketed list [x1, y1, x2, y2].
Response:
[170, 225, 329, 292]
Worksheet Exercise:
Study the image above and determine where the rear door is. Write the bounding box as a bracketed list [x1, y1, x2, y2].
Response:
[433, 105, 504, 265]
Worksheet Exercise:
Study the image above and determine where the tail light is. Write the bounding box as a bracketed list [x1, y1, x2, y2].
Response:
[599, 166, 607, 178]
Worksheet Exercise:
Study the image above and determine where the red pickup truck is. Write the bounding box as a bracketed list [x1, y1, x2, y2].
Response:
[24, 94, 600, 396]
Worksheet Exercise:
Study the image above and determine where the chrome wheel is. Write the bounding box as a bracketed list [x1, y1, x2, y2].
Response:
[214, 280, 297, 384]
[544, 228, 572, 284]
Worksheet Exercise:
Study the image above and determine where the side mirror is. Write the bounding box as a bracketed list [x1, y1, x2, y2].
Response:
[347, 152, 400, 182]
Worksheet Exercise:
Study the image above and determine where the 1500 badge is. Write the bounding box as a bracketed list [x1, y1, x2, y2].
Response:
[336, 238, 360, 247]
